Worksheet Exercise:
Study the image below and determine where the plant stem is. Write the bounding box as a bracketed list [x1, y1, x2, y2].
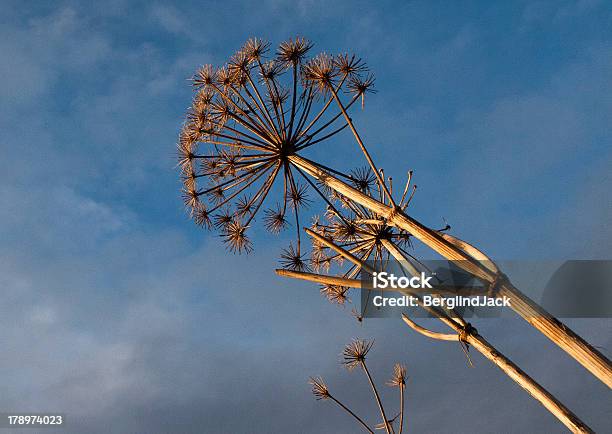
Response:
[328, 395, 375, 434]
[361, 362, 391, 434]
[398, 386, 404, 434]
[328, 86, 396, 208]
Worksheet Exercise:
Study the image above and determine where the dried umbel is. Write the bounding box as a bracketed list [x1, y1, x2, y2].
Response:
[310, 169, 419, 275]
[342, 338, 373, 371]
[309, 376, 330, 400]
[320, 284, 350, 305]
[310, 340, 407, 434]
[309, 170, 451, 312]
[387, 363, 407, 388]
[178, 37, 375, 257]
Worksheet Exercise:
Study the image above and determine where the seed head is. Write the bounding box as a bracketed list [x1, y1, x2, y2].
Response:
[193, 204, 212, 229]
[229, 50, 251, 74]
[334, 53, 367, 77]
[278, 37, 313, 66]
[347, 73, 376, 109]
[182, 186, 200, 209]
[349, 167, 376, 192]
[193, 64, 216, 89]
[213, 208, 234, 230]
[320, 284, 350, 305]
[334, 220, 358, 243]
[260, 60, 284, 81]
[309, 376, 330, 400]
[222, 220, 252, 254]
[288, 182, 311, 209]
[351, 308, 364, 323]
[263, 205, 288, 234]
[242, 38, 270, 62]
[342, 339, 374, 370]
[302, 53, 338, 93]
[216, 66, 234, 89]
[387, 363, 407, 388]
[280, 243, 310, 272]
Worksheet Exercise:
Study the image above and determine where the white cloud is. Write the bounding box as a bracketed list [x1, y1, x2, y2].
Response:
[149, 4, 186, 35]
[0, 7, 110, 106]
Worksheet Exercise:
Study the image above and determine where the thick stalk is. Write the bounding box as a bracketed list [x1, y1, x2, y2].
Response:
[386, 243, 594, 433]
[288, 154, 612, 388]
[402, 314, 593, 433]
[469, 333, 593, 433]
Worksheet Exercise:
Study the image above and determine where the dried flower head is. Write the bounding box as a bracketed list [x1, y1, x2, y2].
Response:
[302, 53, 339, 94]
[280, 243, 310, 272]
[351, 308, 364, 323]
[222, 220, 252, 253]
[213, 208, 234, 230]
[192, 64, 216, 88]
[309, 376, 331, 400]
[178, 37, 376, 258]
[387, 363, 407, 388]
[320, 284, 350, 305]
[349, 167, 376, 192]
[263, 205, 288, 233]
[278, 36, 313, 66]
[347, 73, 376, 109]
[193, 204, 212, 229]
[342, 339, 374, 370]
[242, 38, 270, 62]
[334, 53, 367, 77]
[288, 182, 311, 208]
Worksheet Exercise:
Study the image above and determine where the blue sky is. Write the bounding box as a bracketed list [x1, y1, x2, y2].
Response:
[1, 1, 611, 432]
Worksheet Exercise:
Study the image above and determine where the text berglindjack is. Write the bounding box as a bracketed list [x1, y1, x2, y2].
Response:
[370, 272, 512, 310]
[372, 295, 511, 310]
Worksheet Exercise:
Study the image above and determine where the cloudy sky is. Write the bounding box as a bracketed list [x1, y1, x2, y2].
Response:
[1, 0, 611, 432]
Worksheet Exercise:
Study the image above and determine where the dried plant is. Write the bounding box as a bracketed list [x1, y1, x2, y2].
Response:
[178, 36, 610, 433]
[309, 340, 407, 434]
